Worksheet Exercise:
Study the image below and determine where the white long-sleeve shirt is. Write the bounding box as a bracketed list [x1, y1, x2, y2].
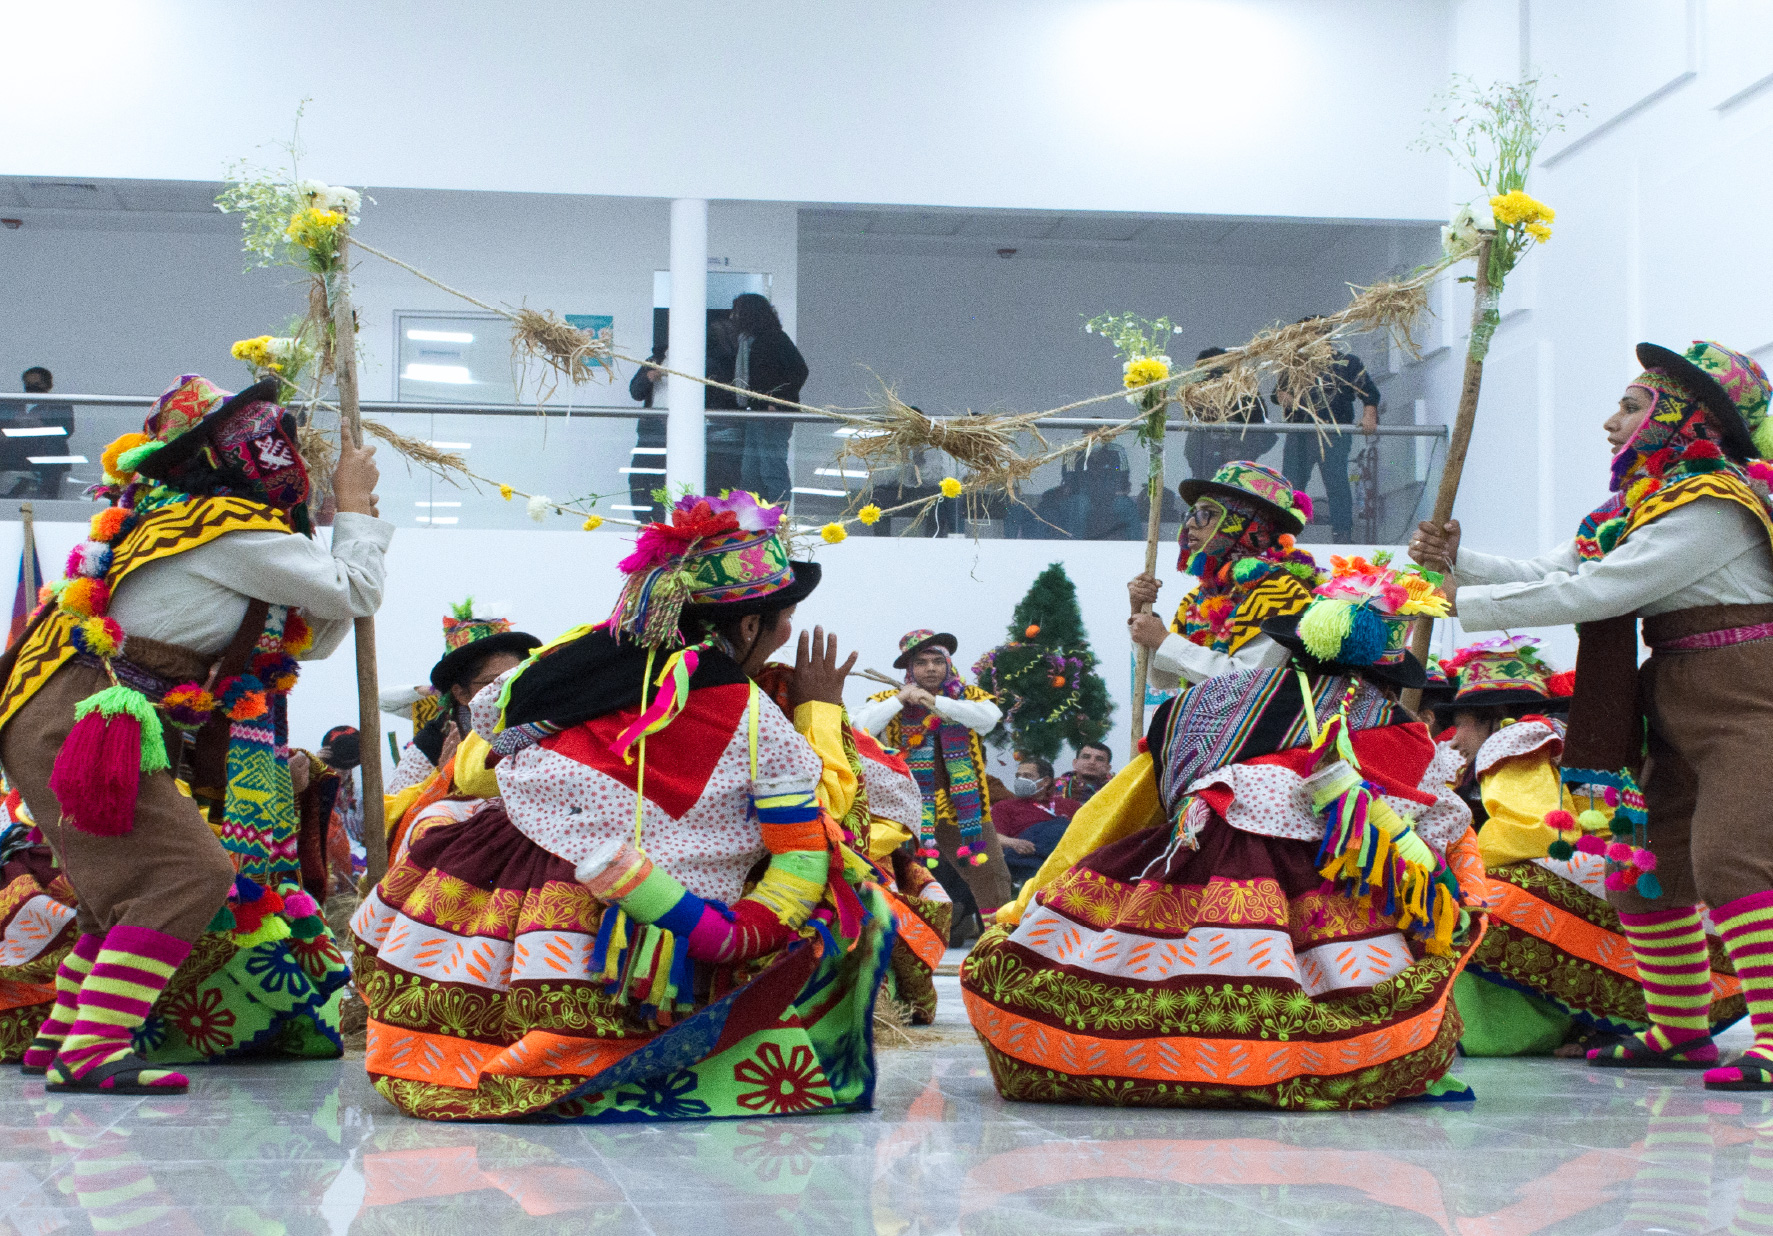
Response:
[1149, 630, 1290, 689]
[853, 692, 1002, 738]
[1457, 498, 1773, 631]
[108, 512, 393, 659]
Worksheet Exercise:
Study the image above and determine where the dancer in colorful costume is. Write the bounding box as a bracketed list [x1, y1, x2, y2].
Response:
[965, 554, 1482, 1109]
[353, 491, 894, 1121]
[1127, 460, 1320, 688]
[1443, 638, 1743, 1056]
[755, 642, 952, 1024]
[857, 630, 1012, 926]
[1415, 341, 1773, 1086]
[0, 374, 389, 1091]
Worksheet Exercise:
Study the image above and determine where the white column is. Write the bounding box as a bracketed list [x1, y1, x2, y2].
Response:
[666, 198, 708, 496]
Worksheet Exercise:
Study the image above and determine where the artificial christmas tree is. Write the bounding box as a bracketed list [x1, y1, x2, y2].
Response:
[972, 563, 1113, 762]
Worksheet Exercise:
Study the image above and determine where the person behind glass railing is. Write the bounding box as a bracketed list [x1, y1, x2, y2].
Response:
[1127, 460, 1320, 688]
[1183, 346, 1276, 482]
[729, 293, 807, 506]
[5, 367, 74, 499]
[1273, 318, 1380, 544]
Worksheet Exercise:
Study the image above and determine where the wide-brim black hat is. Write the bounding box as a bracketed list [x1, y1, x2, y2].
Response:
[680, 560, 822, 625]
[1176, 460, 1307, 535]
[1450, 687, 1571, 713]
[430, 630, 544, 694]
[893, 630, 959, 670]
[1637, 342, 1758, 461]
[1259, 614, 1426, 690]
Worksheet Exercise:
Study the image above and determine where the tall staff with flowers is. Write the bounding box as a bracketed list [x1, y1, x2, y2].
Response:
[1401, 76, 1572, 709]
[1084, 313, 1182, 752]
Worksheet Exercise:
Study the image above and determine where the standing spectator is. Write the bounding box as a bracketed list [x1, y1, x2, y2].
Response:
[1184, 347, 1275, 480]
[1054, 741, 1113, 804]
[5, 368, 74, 499]
[625, 321, 743, 510]
[704, 316, 743, 495]
[730, 293, 807, 504]
[1272, 322, 1380, 543]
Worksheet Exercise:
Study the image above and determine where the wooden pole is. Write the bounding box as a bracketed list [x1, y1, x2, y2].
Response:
[1129, 407, 1167, 760]
[1401, 236, 1496, 714]
[20, 501, 34, 603]
[329, 227, 389, 885]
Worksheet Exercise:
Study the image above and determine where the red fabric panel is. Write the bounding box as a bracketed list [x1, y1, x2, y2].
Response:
[542, 683, 750, 819]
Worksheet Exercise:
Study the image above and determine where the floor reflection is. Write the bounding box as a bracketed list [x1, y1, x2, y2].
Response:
[9, 1031, 1773, 1235]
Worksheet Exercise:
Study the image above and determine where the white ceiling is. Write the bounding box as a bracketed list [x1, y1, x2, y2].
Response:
[798, 206, 1421, 268]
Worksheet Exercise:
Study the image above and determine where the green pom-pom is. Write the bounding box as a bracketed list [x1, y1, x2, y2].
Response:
[1596, 517, 1626, 553]
[1297, 598, 1354, 661]
[1283, 562, 1317, 581]
[1547, 839, 1575, 861]
[1231, 558, 1264, 584]
[1609, 816, 1635, 837]
[289, 916, 325, 939]
[1576, 809, 1608, 832]
[114, 440, 165, 472]
[232, 916, 292, 949]
[72, 684, 168, 774]
[207, 905, 237, 933]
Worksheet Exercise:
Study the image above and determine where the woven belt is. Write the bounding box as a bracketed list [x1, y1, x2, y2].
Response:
[1652, 619, 1773, 652]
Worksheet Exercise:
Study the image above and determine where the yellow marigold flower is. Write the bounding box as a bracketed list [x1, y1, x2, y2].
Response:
[285, 206, 345, 250]
[857, 503, 883, 525]
[1489, 189, 1554, 227]
[231, 336, 272, 366]
[1525, 221, 1552, 244]
[582, 515, 604, 531]
[821, 522, 847, 544]
[940, 477, 963, 498]
[1123, 357, 1171, 389]
[499, 484, 514, 501]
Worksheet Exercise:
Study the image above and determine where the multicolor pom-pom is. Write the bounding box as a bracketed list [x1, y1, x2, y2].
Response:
[68, 615, 125, 659]
[1633, 848, 1658, 872]
[1602, 786, 1620, 808]
[1604, 870, 1631, 891]
[216, 674, 269, 721]
[89, 508, 128, 543]
[161, 683, 218, 730]
[251, 652, 300, 694]
[58, 577, 109, 619]
[100, 433, 152, 482]
[281, 612, 314, 656]
[970, 852, 989, 866]
[65, 541, 111, 580]
[1546, 838, 1575, 861]
[1294, 492, 1314, 520]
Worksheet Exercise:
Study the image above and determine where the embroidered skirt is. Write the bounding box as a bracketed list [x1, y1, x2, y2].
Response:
[1458, 851, 1744, 1053]
[351, 800, 895, 1122]
[961, 816, 1486, 1110]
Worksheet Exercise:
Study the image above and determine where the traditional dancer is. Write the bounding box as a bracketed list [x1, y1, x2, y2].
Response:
[1415, 340, 1773, 1086]
[1442, 637, 1743, 1056]
[0, 374, 389, 1091]
[856, 630, 1012, 928]
[384, 601, 540, 797]
[966, 555, 1482, 1108]
[1127, 460, 1319, 688]
[353, 491, 894, 1121]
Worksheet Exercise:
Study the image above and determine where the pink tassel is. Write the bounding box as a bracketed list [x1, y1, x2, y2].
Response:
[1632, 849, 1658, 873]
[1575, 835, 1606, 855]
[47, 711, 142, 836]
[1606, 841, 1633, 863]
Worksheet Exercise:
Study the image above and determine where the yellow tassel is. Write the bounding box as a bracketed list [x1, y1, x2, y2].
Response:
[601, 910, 629, 984]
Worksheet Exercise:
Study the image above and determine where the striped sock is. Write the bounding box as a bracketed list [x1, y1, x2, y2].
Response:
[51, 924, 191, 1089]
[23, 932, 102, 1069]
[1623, 1095, 1714, 1233]
[1709, 890, 1773, 1084]
[1618, 905, 1717, 1058]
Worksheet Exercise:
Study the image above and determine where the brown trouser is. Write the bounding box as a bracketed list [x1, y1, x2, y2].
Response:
[934, 816, 1013, 913]
[0, 657, 235, 941]
[1610, 603, 1773, 916]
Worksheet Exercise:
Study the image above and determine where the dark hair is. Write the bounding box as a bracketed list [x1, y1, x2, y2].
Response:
[729, 293, 782, 335]
[1195, 347, 1228, 362]
[21, 367, 50, 387]
[1078, 741, 1112, 761]
[1018, 756, 1055, 781]
[695, 606, 788, 665]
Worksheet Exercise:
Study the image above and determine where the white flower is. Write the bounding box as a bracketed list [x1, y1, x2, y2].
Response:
[1468, 197, 1495, 231]
[527, 495, 550, 522]
[1442, 199, 1494, 259]
[296, 180, 363, 222]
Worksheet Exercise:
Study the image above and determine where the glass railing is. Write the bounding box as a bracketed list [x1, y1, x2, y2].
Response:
[0, 395, 1447, 544]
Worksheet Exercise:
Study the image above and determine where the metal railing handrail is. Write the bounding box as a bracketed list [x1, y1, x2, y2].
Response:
[0, 392, 1450, 436]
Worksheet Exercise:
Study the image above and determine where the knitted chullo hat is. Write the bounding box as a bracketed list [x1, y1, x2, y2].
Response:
[606, 491, 820, 648]
[1634, 340, 1773, 462]
[1442, 636, 1560, 710]
[1261, 552, 1448, 689]
[893, 629, 959, 670]
[1177, 459, 1311, 535]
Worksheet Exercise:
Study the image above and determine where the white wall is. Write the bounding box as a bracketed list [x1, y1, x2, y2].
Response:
[4, 1, 1451, 219]
[1417, 0, 1773, 670]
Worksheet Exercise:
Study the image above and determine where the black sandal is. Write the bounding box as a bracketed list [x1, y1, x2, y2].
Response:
[44, 1052, 188, 1095]
[1705, 1059, 1773, 1091]
[19, 1035, 61, 1076]
[1588, 1032, 1716, 1070]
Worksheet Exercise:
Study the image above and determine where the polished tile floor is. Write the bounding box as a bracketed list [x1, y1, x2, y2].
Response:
[5, 973, 1773, 1236]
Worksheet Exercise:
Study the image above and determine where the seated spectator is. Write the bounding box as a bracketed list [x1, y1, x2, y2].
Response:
[1024, 445, 1142, 540]
[1054, 741, 1113, 803]
[994, 757, 1080, 884]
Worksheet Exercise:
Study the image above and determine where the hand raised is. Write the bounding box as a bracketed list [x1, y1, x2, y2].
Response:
[788, 626, 858, 707]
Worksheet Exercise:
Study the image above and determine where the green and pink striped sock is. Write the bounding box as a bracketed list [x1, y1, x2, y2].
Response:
[23, 932, 102, 1070]
[50, 924, 191, 1090]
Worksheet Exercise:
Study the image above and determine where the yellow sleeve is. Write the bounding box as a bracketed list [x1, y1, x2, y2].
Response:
[997, 754, 1164, 926]
[868, 816, 914, 862]
[384, 783, 425, 832]
[792, 701, 859, 821]
[1476, 754, 1564, 868]
[452, 730, 498, 800]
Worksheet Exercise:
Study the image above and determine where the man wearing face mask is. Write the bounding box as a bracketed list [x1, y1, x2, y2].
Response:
[991, 757, 1080, 885]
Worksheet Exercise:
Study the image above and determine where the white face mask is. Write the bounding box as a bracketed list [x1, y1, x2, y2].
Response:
[1013, 776, 1043, 798]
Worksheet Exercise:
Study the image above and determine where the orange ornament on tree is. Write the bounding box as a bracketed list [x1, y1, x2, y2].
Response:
[1050, 675, 1066, 688]
[1025, 624, 1040, 638]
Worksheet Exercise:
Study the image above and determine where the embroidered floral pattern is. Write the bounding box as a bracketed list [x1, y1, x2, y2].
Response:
[159, 985, 238, 1056]
[734, 1042, 832, 1114]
